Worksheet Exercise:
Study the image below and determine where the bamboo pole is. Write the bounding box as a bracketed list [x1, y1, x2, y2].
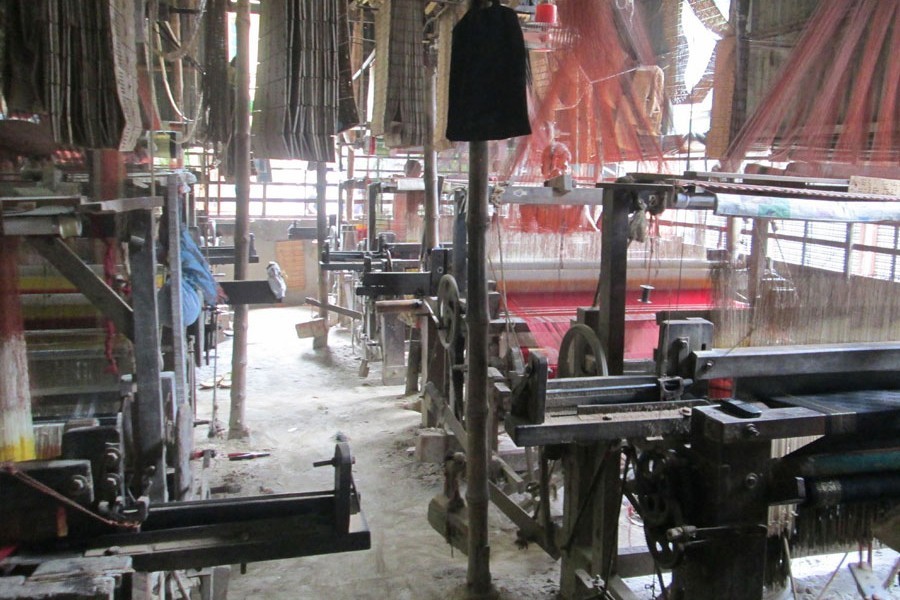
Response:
[228, 0, 251, 439]
[423, 53, 440, 253]
[465, 140, 493, 598]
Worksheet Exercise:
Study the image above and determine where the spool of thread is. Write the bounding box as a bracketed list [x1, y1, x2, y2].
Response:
[639, 284, 654, 304]
[535, 2, 557, 24]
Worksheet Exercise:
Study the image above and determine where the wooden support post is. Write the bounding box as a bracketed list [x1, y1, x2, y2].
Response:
[0, 236, 35, 461]
[228, 0, 251, 439]
[843, 222, 855, 279]
[367, 182, 380, 251]
[89, 150, 125, 202]
[465, 140, 493, 598]
[314, 161, 329, 349]
[590, 444, 623, 589]
[129, 211, 167, 501]
[405, 328, 422, 395]
[748, 218, 769, 310]
[559, 445, 596, 597]
[596, 187, 630, 375]
[726, 217, 741, 262]
[166, 175, 188, 408]
[165, 175, 193, 499]
[422, 54, 440, 254]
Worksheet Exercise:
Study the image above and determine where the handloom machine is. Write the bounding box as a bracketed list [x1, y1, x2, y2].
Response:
[0, 175, 369, 598]
[426, 173, 900, 599]
[321, 179, 458, 384]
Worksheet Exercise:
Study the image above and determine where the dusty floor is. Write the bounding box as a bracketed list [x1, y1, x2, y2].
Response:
[193, 306, 559, 600]
[193, 306, 899, 600]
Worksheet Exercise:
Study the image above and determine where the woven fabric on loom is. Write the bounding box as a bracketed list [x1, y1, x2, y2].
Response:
[504, 289, 715, 369]
[252, 0, 358, 162]
[371, 0, 427, 149]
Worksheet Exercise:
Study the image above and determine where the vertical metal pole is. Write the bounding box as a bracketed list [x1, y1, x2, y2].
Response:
[228, 0, 251, 439]
[596, 187, 630, 375]
[0, 236, 35, 462]
[422, 56, 440, 253]
[466, 140, 492, 597]
[314, 161, 329, 349]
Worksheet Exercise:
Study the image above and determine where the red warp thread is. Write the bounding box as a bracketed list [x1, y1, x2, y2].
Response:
[725, 0, 900, 169]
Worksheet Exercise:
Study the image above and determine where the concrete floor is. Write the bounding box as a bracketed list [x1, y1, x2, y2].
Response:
[192, 306, 899, 600]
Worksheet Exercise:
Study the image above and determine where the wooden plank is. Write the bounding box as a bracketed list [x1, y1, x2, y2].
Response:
[128, 210, 167, 502]
[304, 297, 362, 320]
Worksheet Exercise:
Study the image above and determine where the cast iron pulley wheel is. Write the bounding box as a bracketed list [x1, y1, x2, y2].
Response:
[436, 274, 462, 349]
[634, 449, 686, 569]
[557, 324, 609, 378]
[645, 524, 683, 570]
[635, 451, 676, 527]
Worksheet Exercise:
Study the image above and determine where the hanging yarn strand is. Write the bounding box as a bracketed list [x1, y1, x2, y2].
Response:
[725, 0, 900, 169]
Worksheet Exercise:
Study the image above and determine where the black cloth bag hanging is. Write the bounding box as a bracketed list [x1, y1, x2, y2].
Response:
[446, 2, 532, 142]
